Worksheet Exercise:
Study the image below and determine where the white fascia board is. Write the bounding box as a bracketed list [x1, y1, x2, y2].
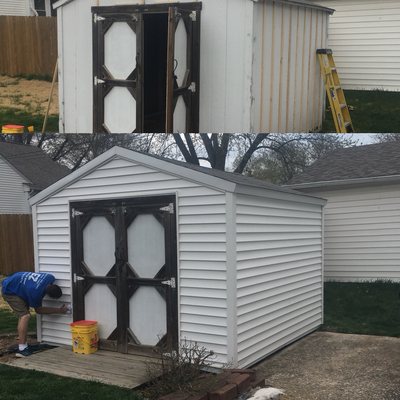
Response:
[274, 0, 334, 14]
[235, 184, 327, 206]
[53, 0, 74, 9]
[286, 174, 400, 191]
[30, 147, 236, 206]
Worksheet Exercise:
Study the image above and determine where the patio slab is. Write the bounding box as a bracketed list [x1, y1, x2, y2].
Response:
[254, 331, 400, 400]
[5, 346, 161, 388]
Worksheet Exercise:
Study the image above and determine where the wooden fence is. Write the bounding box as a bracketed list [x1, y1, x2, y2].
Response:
[0, 214, 34, 276]
[0, 16, 57, 77]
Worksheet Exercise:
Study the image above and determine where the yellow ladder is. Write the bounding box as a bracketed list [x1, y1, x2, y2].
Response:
[317, 49, 354, 133]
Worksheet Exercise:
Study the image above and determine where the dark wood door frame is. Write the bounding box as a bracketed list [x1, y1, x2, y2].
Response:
[70, 195, 178, 353]
[92, 2, 201, 133]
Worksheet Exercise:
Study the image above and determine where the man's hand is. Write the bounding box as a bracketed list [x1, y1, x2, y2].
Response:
[60, 304, 68, 314]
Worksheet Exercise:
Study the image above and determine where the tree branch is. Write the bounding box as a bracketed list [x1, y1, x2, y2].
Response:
[234, 134, 270, 173]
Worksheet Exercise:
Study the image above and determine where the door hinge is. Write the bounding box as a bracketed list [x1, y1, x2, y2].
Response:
[94, 76, 105, 86]
[161, 277, 176, 289]
[71, 209, 84, 218]
[188, 82, 196, 93]
[189, 11, 197, 21]
[93, 14, 106, 23]
[160, 203, 174, 214]
[73, 273, 85, 283]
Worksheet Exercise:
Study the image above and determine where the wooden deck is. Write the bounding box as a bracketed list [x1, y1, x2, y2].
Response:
[6, 346, 161, 388]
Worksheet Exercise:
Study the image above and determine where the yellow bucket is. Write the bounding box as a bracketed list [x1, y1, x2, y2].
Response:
[1, 124, 34, 134]
[70, 320, 98, 355]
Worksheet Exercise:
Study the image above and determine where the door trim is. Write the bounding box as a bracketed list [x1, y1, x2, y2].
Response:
[92, 2, 201, 133]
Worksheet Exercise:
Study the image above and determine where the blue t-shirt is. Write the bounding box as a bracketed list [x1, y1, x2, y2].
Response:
[2, 272, 55, 308]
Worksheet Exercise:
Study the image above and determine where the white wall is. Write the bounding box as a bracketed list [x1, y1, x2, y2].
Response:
[0, 156, 31, 213]
[34, 157, 230, 365]
[251, 0, 328, 132]
[307, 184, 400, 281]
[0, 0, 32, 15]
[313, 0, 400, 91]
[235, 193, 323, 367]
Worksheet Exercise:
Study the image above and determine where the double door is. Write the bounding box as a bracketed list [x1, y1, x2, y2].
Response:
[70, 196, 177, 353]
[92, 3, 201, 133]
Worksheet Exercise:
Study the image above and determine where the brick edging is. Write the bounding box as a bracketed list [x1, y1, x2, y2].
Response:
[159, 369, 264, 400]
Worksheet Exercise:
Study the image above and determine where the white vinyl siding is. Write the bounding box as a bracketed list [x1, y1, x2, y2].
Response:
[0, 156, 30, 213]
[235, 193, 323, 367]
[313, 0, 400, 90]
[310, 184, 400, 282]
[35, 158, 229, 364]
[0, 0, 31, 15]
[251, 1, 328, 132]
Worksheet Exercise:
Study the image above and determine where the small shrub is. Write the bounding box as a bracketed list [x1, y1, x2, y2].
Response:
[142, 339, 216, 399]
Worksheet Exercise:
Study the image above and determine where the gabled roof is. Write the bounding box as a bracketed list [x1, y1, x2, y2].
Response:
[0, 142, 70, 191]
[53, 0, 334, 14]
[30, 146, 326, 206]
[288, 141, 400, 189]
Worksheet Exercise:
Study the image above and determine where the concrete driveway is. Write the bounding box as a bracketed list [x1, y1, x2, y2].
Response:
[254, 331, 400, 400]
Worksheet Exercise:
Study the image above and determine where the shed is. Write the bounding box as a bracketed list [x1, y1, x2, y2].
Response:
[288, 141, 400, 282]
[310, 0, 400, 91]
[29, 146, 326, 368]
[53, 0, 333, 134]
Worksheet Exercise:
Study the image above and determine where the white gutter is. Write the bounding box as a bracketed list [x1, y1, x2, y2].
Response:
[286, 174, 400, 190]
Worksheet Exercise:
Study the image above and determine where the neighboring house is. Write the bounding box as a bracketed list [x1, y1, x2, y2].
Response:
[0, 141, 69, 275]
[0, 0, 54, 16]
[311, 0, 400, 91]
[288, 141, 400, 282]
[0, 141, 70, 213]
[30, 146, 325, 368]
[53, 0, 333, 133]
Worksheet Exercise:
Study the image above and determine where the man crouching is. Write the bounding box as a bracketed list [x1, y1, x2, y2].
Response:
[1, 272, 68, 357]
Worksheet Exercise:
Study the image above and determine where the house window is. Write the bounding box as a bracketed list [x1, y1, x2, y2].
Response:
[34, 0, 57, 16]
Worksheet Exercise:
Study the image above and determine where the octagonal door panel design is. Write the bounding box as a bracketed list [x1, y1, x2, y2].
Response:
[93, 4, 201, 134]
[71, 196, 177, 354]
[93, 12, 143, 133]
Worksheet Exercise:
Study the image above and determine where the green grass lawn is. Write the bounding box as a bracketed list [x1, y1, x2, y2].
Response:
[0, 107, 59, 133]
[0, 365, 144, 400]
[321, 90, 400, 133]
[323, 281, 400, 337]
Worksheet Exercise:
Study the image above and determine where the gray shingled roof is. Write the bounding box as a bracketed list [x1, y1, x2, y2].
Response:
[289, 141, 400, 186]
[140, 149, 312, 197]
[0, 142, 70, 191]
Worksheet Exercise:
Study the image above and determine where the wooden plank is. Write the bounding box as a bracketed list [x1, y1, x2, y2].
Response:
[5, 347, 161, 389]
[0, 214, 34, 275]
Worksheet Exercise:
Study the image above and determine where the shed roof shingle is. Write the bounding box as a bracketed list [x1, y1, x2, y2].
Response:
[0, 142, 70, 191]
[289, 141, 400, 186]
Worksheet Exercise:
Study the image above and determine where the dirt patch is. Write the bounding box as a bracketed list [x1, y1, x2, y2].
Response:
[0, 75, 58, 115]
[254, 331, 400, 400]
[0, 334, 38, 363]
